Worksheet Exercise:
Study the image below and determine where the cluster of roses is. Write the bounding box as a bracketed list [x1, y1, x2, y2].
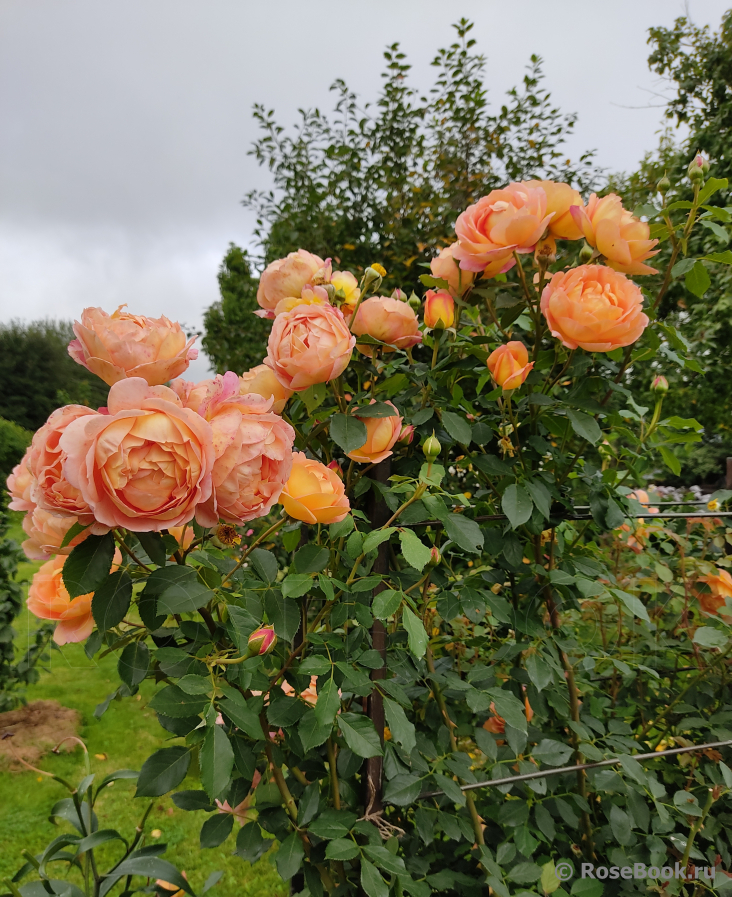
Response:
[6, 177, 659, 647]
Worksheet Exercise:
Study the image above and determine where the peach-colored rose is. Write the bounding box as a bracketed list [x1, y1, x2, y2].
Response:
[628, 489, 659, 515]
[68, 306, 198, 386]
[423, 290, 455, 330]
[21, 508, 88, 561]
[453, 182, 553, 272]
[168, 525, 195, 551]
[525, 180, 584, 240]
[257, 249, 326, 313]
[239, 364, 293, 415]
[540, 265, 649, 352]
[347, 296, 422, 356]
[430, 244, 476, 296]
[59, 378, 215, 532]
[570, 193, 659, 275]
[281, 675, 319, 706]
[27, 550, 121, 645]
[697, 569, 732, 622]
[280, 452, 350, 524]
[273, 284, 330, 317]
[487, 341, 534, 390]
[331, 270, 361, 308]
[346, 401, 402, 465]
[174, 372, 295, 526]
[265, 303, 355, 391]
[6, 450, 35, 512]
[482, 696, 533, 735]
[28, 404, 100, 522]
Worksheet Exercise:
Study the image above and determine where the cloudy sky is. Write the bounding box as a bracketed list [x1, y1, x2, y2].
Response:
[1, 0, 729, 379]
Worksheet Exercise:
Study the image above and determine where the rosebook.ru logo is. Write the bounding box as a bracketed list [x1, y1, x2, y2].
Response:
[580, 863, 716, 882]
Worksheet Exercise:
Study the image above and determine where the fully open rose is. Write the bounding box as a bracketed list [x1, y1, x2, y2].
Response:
[347, 295, 422, 355]
[256, 249, 326, 313]
[570, 192, 659, 275]
[239, 364, 293, 414]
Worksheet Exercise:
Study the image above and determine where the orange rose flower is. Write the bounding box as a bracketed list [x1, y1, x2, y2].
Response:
[524, 180, 584, 240]
[487, 341, 534, 390]
[570, 193, 659, 275]
[430, 243, 476, 296]
[280, 452, 350, 524]
[347, 296, 422, 355]
[346, 401, 403, 465]
[697, 569, 732, 622]
[540, 265, 649, 352]
[168, 525, 195, 551]
[21, 508, 88, 561]
[331, 271, 361, 308]
[423, 290, 455, 330]
[239, 364, 293, 414]
[68, 306, 198, 386]
[453, 182, 553, 272]
[6, 450, 35, 513]
[482, 696, 533, 735]
[256, 249, 326, 314]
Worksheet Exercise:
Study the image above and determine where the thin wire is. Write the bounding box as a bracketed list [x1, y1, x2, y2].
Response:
[402, 511, 732, 527]
[417, 738, 732, 800]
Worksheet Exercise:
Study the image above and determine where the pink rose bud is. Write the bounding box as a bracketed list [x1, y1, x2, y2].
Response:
[423, 290, 455, 330]
[428, 546, 441, 567]
[391, 288, 407, 301]
[651, 375, 669, 394]
[398, 424, 415, 446]
[247, 626, 277, 657]
[327, 460, 343, 477]
[687, 153, 709, 181]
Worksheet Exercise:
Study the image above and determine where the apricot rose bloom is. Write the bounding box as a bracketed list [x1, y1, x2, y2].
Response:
[239, 364, 293, 414]
[27, 550, 121, 645]
[423, 290, 455, 330]
[697, 569, 732, 621]
[6, 451, 35, 513]
[68, 306, 198, 386]
[570, 193, 659, 275]
[453, 182, 553, 272]
[348, 296, 422, 355]
[525, 180, 584, 240]
[172, 372, 295, 525]
[265, 303, 355, 391]
[347, 401, 403, 465]
[487, 341, 534, 390]
[430, 243, 475, 296]
[21, 508, 88, 561]
[540, 265, 649, 353]
[280, 452, 350, 525]
[331, 270, 361, 308]
[59, 378, 215, 532]
[256, 249, 326, 314]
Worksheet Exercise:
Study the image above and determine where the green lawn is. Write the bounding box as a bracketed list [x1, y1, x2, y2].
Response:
[0, 514, 286, 897]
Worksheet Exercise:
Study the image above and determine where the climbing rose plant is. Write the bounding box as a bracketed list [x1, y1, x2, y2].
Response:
[8, 159, 732, 897]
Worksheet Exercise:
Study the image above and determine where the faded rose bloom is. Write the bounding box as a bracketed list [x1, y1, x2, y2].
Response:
[173, 371, 295, 526]
[347, 296, 422, 355]
[280, 452, 350, 524]
[453, 182, 553, 272]
[60, 378, 215, 532]
[482, 695, 534, 735]
[487, 341, 534, 391]
[346, 401, 403, 465]
[21, 508, 88, 561]
[6, 450, 35, 512]
[265, 303, 355, 391]
[238, 364, 293, 414]
[423, 290, 455, 330]
[570, 193, 659, 275]
[524, 180, 584, 240]
[430, 243, 476, 296]
[697, 569, 732, 622]
[68, 306, 198, 386]
[540, 265, 649, 352]
[256, 249, 326, 313]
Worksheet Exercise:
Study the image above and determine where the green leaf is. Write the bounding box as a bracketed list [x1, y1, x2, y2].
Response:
[488, 689, 527, 734]
[219, 696, 263, 740]
[308, 810, 358, 840]
[62, 533, 116, 599]
[372, 589, 403, 620]
[567, 409, 601, 445]
[293, 545, 330, 574]
[281, 574, 313, 598]
[361, 859, 388, 897]
[315, 677, 341, 727]
[92, 571, 132, 631]
[199, 813, 234, 849]
[659, 444, 681, 476]
[152, 567, 213, 615]
[276, 832, 305, 881]
[300, 655, 332, 676]
[441, 411, 472, 446]
[383, 697, 416, 753]
[249, 548, 278, 583]
[107, 858, 194, 897]
[60, 521, 91, 549]
[299, 711, 332, 752]
[136, 532, 168, 566]
[355, 402, 399, 418]
[502, 484, 533, 528]
[383, 773, 422, 806]
[685, 260, 711, 298]
[300, 383, 327, 415]
[149, 685, 208, 718]
[200, 725, 234, 801]
[235, 823, 265, 863]
[507, 863, 542, 884]
[364, 845, 407, 875]
[532, 739, 574, 766]
[330, 413, 368, 454]
[172, 790, 215, 811]
[264, 589, 301, 641]
[325, 839, 360, 861]
[444, 515, 483, 553]
[693, 626, 727, 649]
[671, 258, 697, 277]
[526, 480, 552, 520]
[702, 250, 732, 264]
[117, 642, 149, 689]
[403, 607, 429, 659]
[399, 529, 432, 572]
[525, 654, 552, 691]
[267, 694, 306, 727]
[135, 746, 191, 797]
[612, 589, 650, 624]
[697, 176, 729, 205]
[338, 713, 383, 758]
[362, 528, 396, 554]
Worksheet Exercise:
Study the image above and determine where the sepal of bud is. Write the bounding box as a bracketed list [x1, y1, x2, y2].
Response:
[688, 153, 709, 182]
[651, 375, 669, 394]
[579, 242, 594, 263]
[362, 267, 383, 292]
[323, 283, 336, 303]
[391, 288, 407, 301]
[408, 292, 421, 311]
[397, 424, 415, 446]
[422, 432, 441, 462]
[657, 173, 671, 195]
[247, 626, 277, 657]
[427, 546, 441, 568]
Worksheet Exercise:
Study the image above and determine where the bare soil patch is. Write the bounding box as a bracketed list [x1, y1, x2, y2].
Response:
[0, 700, 80, 768]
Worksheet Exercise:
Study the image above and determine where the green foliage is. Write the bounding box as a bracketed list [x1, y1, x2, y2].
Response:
[0, 416, 32, 486]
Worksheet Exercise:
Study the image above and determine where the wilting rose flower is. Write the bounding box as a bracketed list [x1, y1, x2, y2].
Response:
[430, 243, 476, 296]
[540, 265, 649, 352]
[487, 341, 534, 391]
[28, 405, 100, 522]
[21, 508, 88, 561]
[59, 378, 215, 532]
[347, 296, 422, 355]
[524, 180, 584, 240]
[248, 626, 277, 657]
[453, 182, 553, 272]
[280, 452, 350, 524]
[27, 550, 121, 645]
[331, 270, 361, 308]
[68, 306, 198, 386]
[239, 364, 293, 414]
[6, 450, 35, 512]
[265, 303, 355, 390]
[172, 372, 295, 526]
[697, 569, 732, 622]
[423, 290, 455, 330]
[256, 249, 326, 313]
[570, 193, 659, 275]
[347, 401, 403, 464]
[482, 695, 534, 735]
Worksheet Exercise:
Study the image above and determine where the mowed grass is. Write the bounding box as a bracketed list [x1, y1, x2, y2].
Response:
[0, 513, 286, 897]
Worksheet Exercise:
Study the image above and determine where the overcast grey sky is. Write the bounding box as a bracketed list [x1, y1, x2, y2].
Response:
[0, 0, 729, 379]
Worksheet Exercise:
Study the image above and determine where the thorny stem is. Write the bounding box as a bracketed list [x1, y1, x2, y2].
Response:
[654, 182, 701, 313]
[220, 515, 287, 589]
[327, 738, 341, 810]
[114, 534, 152, 572]
[680, 788, 717, 874]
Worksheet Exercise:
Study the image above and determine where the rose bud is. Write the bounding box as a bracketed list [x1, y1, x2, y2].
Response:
[397, 424, 415, 446]
[391, 288, 407, 301]
[487, 341, 534, 391]
[423, 290, 455, 330]
[651, 375, 669, 394]
[657, 174, 671, 195]
[327, 459, 343, 478]
[422, 433, 441, 462]
[687, 153, 709, 182]
[247, 626, 277, 657]
[428, 547, 441, 567]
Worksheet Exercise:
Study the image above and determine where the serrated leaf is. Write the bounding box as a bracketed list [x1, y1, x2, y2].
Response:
[325, 838, 360, 861]
[249, 548, 278, 583]
[361, 859, 388, 897]
[403, 607, 429, 659]
[106, 857, 194, 897]
[444, 514, 483, 553]
[659, 444, 681, 476]
[685, 260, 711, 297]
[92, 571, 132, 631]
[338, 713, 383, 758]
[200, 725, 234, 801]
[489, 689, 527, 734]
[612, 589, 650, 624]
[63, 533, 116, 599]
[399, 529, 432, 571]
[135, 747, 191, 797]
[383, 773, 421, 806]
[355, 402, 399, 418]
[264, 589, 301, 641]
[502, 484, 533, 529]
[331, 414, 368, 454]
[526, 480, 552, 520]
[60, 520, 91, 549]
[199, 813, 233, 849]
[276, 832, 305, 880]
[441, 411, 472, 445]
[149, 685, 208, 718]
[567, 409, 601, 445]
[525, 654, 552, 692]
[362, 528, 396, 554]
[532, 739, 574, 766]
[383, 697, 416, 753]
[693, 626, 727, 648]
[315, 677, 341, 727]
[372, 589, 403, 620]
[117, 642, 149, 689]
[293, 544, 330, 574]
[219, 696, 263, 740]
[281, 574, 313, 598]
[137, 532, 168, 566]
[299, 711, 332, 752]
